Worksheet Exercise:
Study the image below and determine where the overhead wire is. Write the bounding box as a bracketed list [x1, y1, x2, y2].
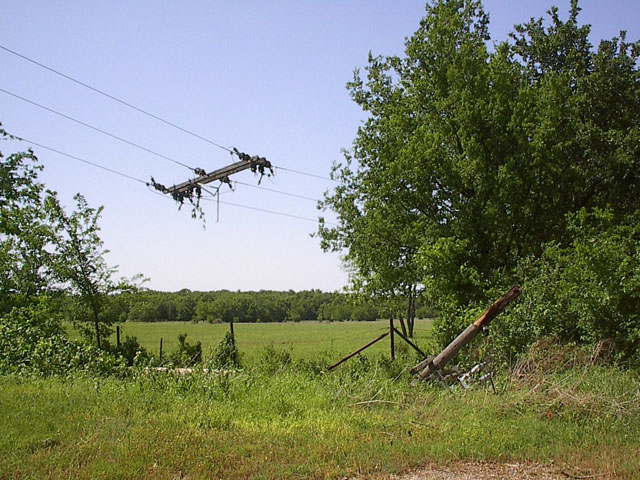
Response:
[0, 44, 233, 154]
[10, 135, 336, 226]
[233, 180, 319, 202]
[0, 87, 197, 171]
[0, 44, 338, 183]
[275, 166, 335, 182]
[201, 195, 337, 226]
[195, 183, 333, 225]
[15, 135, 148, 186]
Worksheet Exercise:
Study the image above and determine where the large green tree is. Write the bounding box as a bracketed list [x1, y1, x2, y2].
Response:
[319, 0, 639, 325]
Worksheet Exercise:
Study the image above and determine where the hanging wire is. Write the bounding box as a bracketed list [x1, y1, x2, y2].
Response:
[234, 181, 319, 202]
[275, 165, 335, 182]
[16, 135, 148, 185]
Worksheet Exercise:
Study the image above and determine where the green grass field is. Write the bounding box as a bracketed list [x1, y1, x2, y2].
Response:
[2, 365, 639, 479]
[6, 321, 638, 479]
[67, 319, 436, 364]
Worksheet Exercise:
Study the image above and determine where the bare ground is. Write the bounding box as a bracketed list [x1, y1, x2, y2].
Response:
[373, 461, 612, 480]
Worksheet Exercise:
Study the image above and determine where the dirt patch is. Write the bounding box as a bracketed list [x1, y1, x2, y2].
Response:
[381, 461, 599, 480]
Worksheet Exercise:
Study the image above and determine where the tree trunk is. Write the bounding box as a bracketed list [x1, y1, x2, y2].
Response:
[398, 317, 408, 337]
[92, 301, 102, 349]
[94, 316, 101, 349]
[407, 286, 416, 338]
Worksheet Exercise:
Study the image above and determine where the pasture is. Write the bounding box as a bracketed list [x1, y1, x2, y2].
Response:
[67, 319, 436, 364]
[3, 321, 639, 479]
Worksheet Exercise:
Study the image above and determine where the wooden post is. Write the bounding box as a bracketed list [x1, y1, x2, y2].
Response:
[328, 331, 389, 371]
[390, 317, 395, 361]
[159, 337, 163, 360]
[116, 325, 121, 348]
[413, 286, 520, 383]
[229, 320, 235, 339]
[393, 327, 427, 358]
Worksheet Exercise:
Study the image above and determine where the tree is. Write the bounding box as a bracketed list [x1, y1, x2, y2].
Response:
[0, 127, 59, 312]
[319, 0, 639, 325]
[50, 194, 140, 348]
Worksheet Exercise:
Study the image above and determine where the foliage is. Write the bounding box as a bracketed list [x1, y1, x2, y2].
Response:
[0, 127, 58, 313]
[104, 335, 150, 367]
[209, 331, 241, 369]
[319, 0, 640, 356]
[50, 194, 142, 348]
[259, 344, 292, 374]
[492, 210, 640, 365]
[1, 125, 141, 354]
[167, 333, 203, 367]
[82, 288, 410, 324]
[0, 299, 125, 376]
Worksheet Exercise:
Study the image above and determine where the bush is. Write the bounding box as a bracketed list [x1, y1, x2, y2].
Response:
[494, 210, 640, 366]
[104, 335, 150, 366]
[260, 344, 292, 374]
[209, 332, 240, 369]
[167, 333, 203, 367]
[431, 210, 639, 369]
[0, 300, 126, 376]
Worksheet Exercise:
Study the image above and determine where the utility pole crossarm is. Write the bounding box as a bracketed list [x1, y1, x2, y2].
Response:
[167, 155, 272, 195]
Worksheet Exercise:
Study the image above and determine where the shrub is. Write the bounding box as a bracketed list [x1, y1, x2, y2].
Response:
[104, 335, 150, 366]
[260, 344, 292, 374]
[0, 300, 125, 376]
[209, 332, 240, 369]
[167, 333, 203, 367]
[494, 209, 640, 366]
[431, 210, 639, 368]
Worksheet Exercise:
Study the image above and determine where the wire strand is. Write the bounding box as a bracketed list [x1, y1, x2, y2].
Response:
[275, 165, 335, 182]
[0, 87, 198, 171]
[0, 44, 233, 154]
[234, 180, 319, 202]
[200, 194, 336, 225]
[15, 135, 148, 185]
[1, 45, 339, 182]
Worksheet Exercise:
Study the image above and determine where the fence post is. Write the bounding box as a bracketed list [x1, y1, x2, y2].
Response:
[159, 337, 163, 360]
[390, 317, 395, 361]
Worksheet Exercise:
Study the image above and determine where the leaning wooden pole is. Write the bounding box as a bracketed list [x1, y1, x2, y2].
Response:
[328, 331, 389, 371]
[412, 286, 521, 384]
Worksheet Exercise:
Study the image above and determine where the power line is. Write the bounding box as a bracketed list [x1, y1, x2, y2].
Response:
[0, 87, 197, 171]
[15, 135, 148, 185]
[200, 195, 336, 225]
[234, 180, 319, 202]
[1, 44, 339, 183]
[0, 44, 233, 154]
[13, 135, 335, 226]
[275, 165, 335, 182]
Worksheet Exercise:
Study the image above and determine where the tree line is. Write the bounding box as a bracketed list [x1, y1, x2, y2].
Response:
[57, 289, 436, 324]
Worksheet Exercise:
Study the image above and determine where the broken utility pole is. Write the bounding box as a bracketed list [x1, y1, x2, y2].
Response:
[411, 286, 521, 385]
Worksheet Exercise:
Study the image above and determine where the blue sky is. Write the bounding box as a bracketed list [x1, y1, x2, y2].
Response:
[2, 1, 638, 292]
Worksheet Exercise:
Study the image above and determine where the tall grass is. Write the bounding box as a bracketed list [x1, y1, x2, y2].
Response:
[2, 353, 639, 479]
